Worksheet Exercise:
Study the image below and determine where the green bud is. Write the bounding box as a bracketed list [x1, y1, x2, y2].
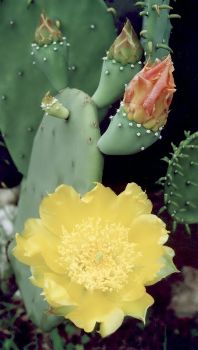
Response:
[41, 92, 69, 119]
[35, 14, 63, 46]
[107, 19, 143, 65]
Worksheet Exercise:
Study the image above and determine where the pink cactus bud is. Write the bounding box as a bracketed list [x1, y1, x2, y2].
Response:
[123, 55, 176, 131]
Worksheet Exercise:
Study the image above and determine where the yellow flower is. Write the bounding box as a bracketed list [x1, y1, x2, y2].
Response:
[13, 183, 177, 337]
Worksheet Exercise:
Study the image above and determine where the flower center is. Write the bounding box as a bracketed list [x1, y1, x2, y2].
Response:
[58, 217, 138, 292]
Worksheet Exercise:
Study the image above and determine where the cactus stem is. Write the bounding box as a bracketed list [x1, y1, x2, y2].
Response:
[169, 14, 181, 19]
[156, 43, 173, 53]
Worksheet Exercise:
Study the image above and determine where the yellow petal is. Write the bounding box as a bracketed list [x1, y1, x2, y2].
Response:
[67, 291, 118, 334]
[30, 264, 51, 288]
[99, 308, 124, 337]
[129, 213, 168, 245]
[13, 232, 44, 266]
[115, 183, 152, 225]
[13, 219, 65, 274]
[128, 214, 169, 284]
[81, 182, 117, 218]
[146, 246, 178, 285]
[122, 293, 154, 322]
[110, 273, 146, 303]
[39, 184, 84, 234]
[43, 273, 76, 308]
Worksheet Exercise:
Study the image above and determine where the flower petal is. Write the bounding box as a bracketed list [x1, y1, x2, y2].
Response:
[43, 273, 76, 308]
[99, 308, 124, 337]
[67, 292, 118, 334]
[129, 213, 168, 245]
[122, 293, 154, 322]
[81, 183, 117, 218]
[128, 214, 168, 283]
[146, 246, 178, 285]
[39, 184, 84, 234]
[13, 219, 65, 274]
[115, 183, 152, 225]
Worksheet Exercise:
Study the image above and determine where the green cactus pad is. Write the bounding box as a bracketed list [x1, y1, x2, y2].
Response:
[0, 0, 115, 175]
[97, 106, 162, 155]
[92, 59, 141, 110]
[31, 39, 69, 91]
[9, 88, 103, 331]
[139, 0, 173, 61]
[163, 131, 198, 225]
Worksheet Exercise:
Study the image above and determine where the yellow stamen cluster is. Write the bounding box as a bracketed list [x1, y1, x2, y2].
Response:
[58, 217, 138, 292]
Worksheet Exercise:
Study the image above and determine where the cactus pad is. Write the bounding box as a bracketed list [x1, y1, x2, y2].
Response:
[98, 106, 162, 155]
[0, 0, 115, 175]
[9, 88, 103, 330]
[163, 132, 198, 227]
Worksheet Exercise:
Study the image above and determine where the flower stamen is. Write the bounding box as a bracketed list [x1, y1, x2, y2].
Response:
[58, 217, 138, 292]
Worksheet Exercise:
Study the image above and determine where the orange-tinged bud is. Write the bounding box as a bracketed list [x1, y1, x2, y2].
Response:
[35, 14, 62, 46]
[123, 55, 176, 131]
[107, 19, 143, 65]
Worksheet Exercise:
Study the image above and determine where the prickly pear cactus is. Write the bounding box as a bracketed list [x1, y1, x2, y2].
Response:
[92, 20, 143, 110]
[138, 0, 180, 60]
[0, 0, 115, 175]
[9, 88, 103, 330]
[160, 131, 198, 233]
[98, 105, 162, 154]
[96, 0, 177, 156]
